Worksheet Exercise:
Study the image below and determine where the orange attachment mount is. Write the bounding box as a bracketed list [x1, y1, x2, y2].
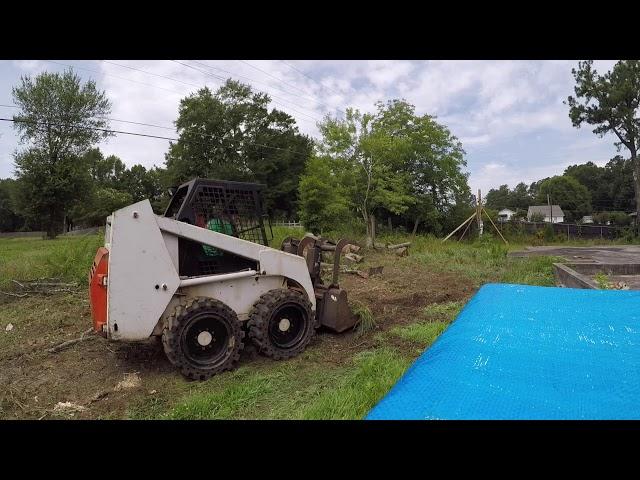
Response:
[89, 247, 109, 335]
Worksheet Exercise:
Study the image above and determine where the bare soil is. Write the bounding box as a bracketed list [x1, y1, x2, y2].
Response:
[0, 247, 476, 419]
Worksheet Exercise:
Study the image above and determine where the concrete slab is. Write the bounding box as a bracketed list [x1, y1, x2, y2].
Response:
[512, 245, 640, 290]
[509, 245, 640, 264]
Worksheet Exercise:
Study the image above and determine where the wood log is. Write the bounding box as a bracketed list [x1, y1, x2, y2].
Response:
[387, 242, 411, 249]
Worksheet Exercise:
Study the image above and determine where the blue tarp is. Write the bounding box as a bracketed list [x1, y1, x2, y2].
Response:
[366, 283, 640, 420]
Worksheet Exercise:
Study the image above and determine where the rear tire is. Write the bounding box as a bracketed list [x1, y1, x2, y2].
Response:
[247, 289, 315, 360]
[162, 297, 244, 380]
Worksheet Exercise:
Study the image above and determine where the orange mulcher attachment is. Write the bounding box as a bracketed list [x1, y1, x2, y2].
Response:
[89, 247, 109, 335]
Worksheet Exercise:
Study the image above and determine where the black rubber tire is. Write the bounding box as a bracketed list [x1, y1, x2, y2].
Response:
[247, 289, 315, 360]
[162, 297, 244, 380]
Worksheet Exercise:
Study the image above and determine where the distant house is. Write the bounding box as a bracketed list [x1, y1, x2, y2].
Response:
[497, 208, 516, 222]
[527, 205, 565, 223]
[581, 215, 594, 224]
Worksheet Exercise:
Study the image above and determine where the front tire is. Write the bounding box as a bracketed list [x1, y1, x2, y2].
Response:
[247, 289, 315, 360]
[162, 297, 244, 380]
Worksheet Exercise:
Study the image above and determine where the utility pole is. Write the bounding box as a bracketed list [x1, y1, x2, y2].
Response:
[547, 194, 552, 224]
[477, 189, 484, 237]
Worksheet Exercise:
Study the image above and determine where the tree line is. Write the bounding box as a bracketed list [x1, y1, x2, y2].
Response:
[0, 68, 472, 245]
[4, 60, 640, 241]
[484, 155, 635, 225]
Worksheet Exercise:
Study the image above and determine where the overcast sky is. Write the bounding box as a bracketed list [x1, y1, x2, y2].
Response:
[0, 60, 622, 194]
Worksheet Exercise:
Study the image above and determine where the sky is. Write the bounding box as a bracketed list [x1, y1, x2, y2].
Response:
[0, 60, 623, 195]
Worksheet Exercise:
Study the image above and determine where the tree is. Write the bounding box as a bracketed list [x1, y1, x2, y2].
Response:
[536, 175, 592, 221]
[84, 148, 126, 188]
[70, 148, 168, 224]
[511, 182, 533, 209]
[316, 107, 414, 246]
[316, 100, 469, 243]
[70, 187, 133, 226]
[485, 185, 511, 210]
[601, 155, 635, 211]
[0, 178, 25, 232]
[298, 156, 350, 233]
[567, 60, 640, 217]
[564, 161, 602, 193]
[12, 69, 112, 238]
[165, 80, 313, 218]
[371, 100, 469, 235]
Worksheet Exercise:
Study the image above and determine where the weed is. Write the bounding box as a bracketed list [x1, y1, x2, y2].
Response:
[351, 300, 376, 336]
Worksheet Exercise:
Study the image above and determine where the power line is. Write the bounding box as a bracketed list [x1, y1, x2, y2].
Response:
[103, 60, 203, 90]
[101, 60, 323, 124]
[48, 60, 185, 95]
[1, 103, 176, 131]
[190, 60, 336, 116]
[238, 60, 346, 116]
[278, 60, 345, 98]
[1, 117, 311, 156]
[171, 60, 322, 124]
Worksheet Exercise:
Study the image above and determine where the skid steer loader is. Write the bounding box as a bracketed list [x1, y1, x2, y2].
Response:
[89, 178, 357, 380]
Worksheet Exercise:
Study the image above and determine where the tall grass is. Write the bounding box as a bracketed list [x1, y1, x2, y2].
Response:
[351, 300, 376, 336]
[0, 234, 103, 289]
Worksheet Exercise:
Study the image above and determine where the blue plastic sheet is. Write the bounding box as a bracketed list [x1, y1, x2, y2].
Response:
[366, 283, 640, 420]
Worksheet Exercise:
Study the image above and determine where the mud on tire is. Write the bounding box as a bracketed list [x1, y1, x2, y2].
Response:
[247, 289, 315, 360]
[162, 297, 244, 381]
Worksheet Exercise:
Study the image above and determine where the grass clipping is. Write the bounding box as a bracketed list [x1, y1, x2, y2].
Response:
[351, 300, 376, 336]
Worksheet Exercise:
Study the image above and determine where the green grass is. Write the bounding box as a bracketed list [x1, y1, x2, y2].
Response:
[4, 226, 606, 420]
[147, 347, 412, 420]
[390, 321, 448, 347]
[351, 300, 376, 336]
[300, 349, 412, 420]
[372, 234, 559, 287]
[0, 234, 103, 289]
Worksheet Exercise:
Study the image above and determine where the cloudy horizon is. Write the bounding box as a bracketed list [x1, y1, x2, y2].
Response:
[0, 60, 622, 195]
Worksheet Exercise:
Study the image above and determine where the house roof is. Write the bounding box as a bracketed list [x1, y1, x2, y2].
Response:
[527, 205, 564, 217]
[498, 208, 515, 214]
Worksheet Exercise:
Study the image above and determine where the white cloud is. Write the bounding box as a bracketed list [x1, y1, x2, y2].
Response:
[0, 59, 625, 194]
[13, 60, 47, 74]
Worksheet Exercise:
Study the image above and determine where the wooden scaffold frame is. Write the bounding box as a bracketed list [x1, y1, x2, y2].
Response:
[442, 189, 508, 245]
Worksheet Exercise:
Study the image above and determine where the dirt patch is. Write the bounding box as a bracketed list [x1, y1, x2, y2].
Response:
[340, 251, 475, 331]
[0, 248, 477, 419]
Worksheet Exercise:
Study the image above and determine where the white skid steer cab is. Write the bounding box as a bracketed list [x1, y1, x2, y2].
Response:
[89, 179, 357, 380]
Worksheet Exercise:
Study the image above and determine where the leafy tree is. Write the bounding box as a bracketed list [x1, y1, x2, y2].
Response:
[0, 178, 25, 231]
[316, 100, 469, 243]
[165, 80, 313, 218]
[610, 211, 632, 226]
[485, 185, 511, 210]
[486, 183, 532, 211]
[564, 161, 602, 193]
[120, 164, 162, 203]
[71, 187, 133, 226]
[536, 175, 592, 221]
[11, 69, 111, 238]
[84, 148, 126, 188]
[316, 107, 414, 246]
[371, 100, 469, 235]
[298, 156, 350, 233]
[567, 60, 640, 216]
[511, 182, 533, 209]
[601, 155, 635, 211]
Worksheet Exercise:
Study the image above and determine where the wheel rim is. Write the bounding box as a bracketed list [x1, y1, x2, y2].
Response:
[181, 312, 233, 368]
[268, 304, 308, 349]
